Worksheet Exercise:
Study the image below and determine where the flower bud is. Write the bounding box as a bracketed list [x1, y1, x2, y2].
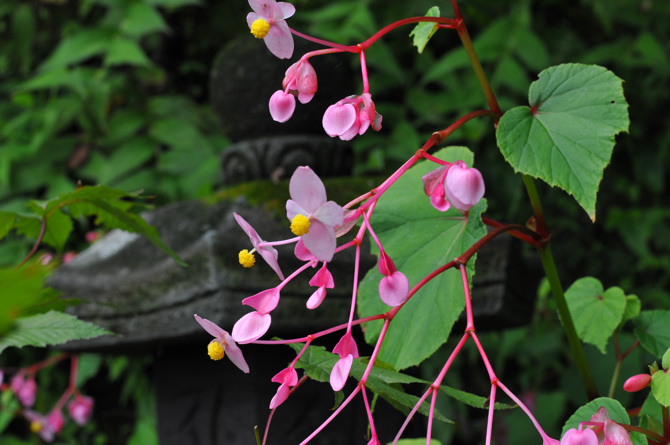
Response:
[444, 160, 485, 211]
[623, 373, 651, 392]
[68, 395, 94, 426]
[560, 428, 598, 445]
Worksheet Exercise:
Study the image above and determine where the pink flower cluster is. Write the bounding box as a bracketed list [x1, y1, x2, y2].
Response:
[560, 407, 633, 445]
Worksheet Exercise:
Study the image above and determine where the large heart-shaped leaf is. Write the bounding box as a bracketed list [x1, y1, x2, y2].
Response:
[358, 147, 486, 370]
[496, 64, 629, 221]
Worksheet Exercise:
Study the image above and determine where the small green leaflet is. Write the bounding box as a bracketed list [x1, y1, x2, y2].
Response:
[358, 146, 486, 370]
[564, 277, 626, 354]
[0, 310, 113, 354]
[409, 7, 440, 54]
[496, 64, 629, 221]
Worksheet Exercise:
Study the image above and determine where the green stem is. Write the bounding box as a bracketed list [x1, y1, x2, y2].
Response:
[538, 242, 598, 400]
[608, 358, 621, 399]
[454, 20, 502, 116]
[522, 175, 597, 399]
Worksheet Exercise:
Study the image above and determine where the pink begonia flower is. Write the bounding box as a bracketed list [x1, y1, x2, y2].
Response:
[588, 407, 633, 445]
[47, 410, 64, 434]
[330, 332, 359, 391]
[286, 166, 344, 262]
[234, 212, 284, 280]
[623, 373, 651, 392]
[322, 93, 382, 141]
[194, 314, 250, 373]
[378, 251, 409, 307]
[444, 160, 485, 212]
[11, 374, 37, 407]
[561, 428, 599, 445]
[68, 395, 94, 426]
[269, 90, 296, 123]
[269, 366, 299, 409]
[24, 410, 57, 442]
[246, 0, 295, 59]
[232, 287, 281, 344]
[306, 263, 334, 309]
[283, 59, 318, 104]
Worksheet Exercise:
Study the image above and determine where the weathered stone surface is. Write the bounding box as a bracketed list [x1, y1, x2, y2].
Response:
[50, 198, 372, 352]
[220, 135, 353, 185]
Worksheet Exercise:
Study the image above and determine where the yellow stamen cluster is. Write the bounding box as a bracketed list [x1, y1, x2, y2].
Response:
[250, 18, 270, 39]
[30, 421, 42, 434]
[207, 340, 225, 361]
[239, 249, 256, 268]
[291, 214, 311, 236]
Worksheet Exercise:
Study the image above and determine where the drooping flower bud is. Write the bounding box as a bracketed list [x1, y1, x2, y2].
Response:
[269, 90, 296, 123]
[283, 59, 318, 104]
[444, 160, 485, 211]
[560, 428, 598, 445]
[68, 395, 94, 426]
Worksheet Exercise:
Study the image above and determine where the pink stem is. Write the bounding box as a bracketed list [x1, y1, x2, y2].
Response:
[299, 385, 362, 444]
[289, 27, 357, 52]
[485, 383, 497, 445]
[460, 264, 474, 330]
[360, 50, 370, 94]
[497, 380, 553, 441]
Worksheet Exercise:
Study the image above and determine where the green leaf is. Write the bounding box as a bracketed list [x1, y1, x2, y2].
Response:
[634, 310, 670, 357]
[358, 146, 487, 370]
[0, 265, 50, 335]
[104, 36, 152, 67]
[651, 369, 670, 407]
[120, 2, 169, 39]
[621, 294, 641, 325]
[409, 7, 440, 54]
[0, 311, 113, 354]
[496, 64, 629, 221]
[564, 277, 626, 353]
[561, 397, 646, 445]
[0, 211, 17, 240]
[14, 207, 73, 252]
[46, 185, 186, 266]
[392, 440, 442, 445]
[38, 28, 114, 71]
[662, 348, 670, 370]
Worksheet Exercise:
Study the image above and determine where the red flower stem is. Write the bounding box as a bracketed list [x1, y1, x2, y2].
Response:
[290, 338, 313, 368]
[460, 264, 475, 331]
[471, 332, 497, 381]
[251, 313, 385, 345]
[663, 405, 670, 441]
[435, 109, 499, 141]
[360, 50, 370, 94]
[360, 17, 458, 51]
[16, 217, 47, 269]
[450, 0, 463, 20]
[261, 236, 300, 247]
[361, 386, 378, 440]
[345, 241, 362, 331]
[619, 424, 666, 444]
[421, 151, 450, 165]
[26, 352, 69, 374]
[485, 384, 497, 445]
[497, 380, 554, 442]
[360, 318, 390, 384]
[289, 27, 357, 52]
[299, 385, 362, 444]
[482, 216, 544, 246]
[458, 223, 542, 265]
[276, 259, 318, 292]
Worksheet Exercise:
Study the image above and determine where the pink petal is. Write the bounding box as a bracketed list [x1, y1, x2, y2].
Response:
[591, 406, 610, 423]
[337, 117, 360, 141]
[603, 420, 633, 445]
[264, 19, 294, 59]
[421, 165, 450, 197]
[246, 12, 262, 28]
[194, 314, 229, 340]
[329, 355, 354, 391]
[313, 201, 344, 228]
[269, 90, 296, 122]
[560, 429, 598, 445]
[272, 367, 298, 385]
[377, 251, 396, 276]
[242, 287, 280, 314]
[270, 382, 291, 409]
[286, 199, 307, 221]
[302, 220, 336, 262]
[234, 212, 262, 248]
[257, 245, 284, 280]
[222, 336, 250, 373]
[294, 239, 316, 261]
[322, 102, 357, 137]
[306, 287, 327, 309]
[379, 271, 409, 307]
[430, 182, 452, 212]
[232, 311, 272, 344]
[309, 264, 334, 288]
[288, 166, 327, 215]
[444, 160, 485, 211]
[247, 0, 275, 19]
[332, 332, 359, 358]
[276, 1, 295, 19]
